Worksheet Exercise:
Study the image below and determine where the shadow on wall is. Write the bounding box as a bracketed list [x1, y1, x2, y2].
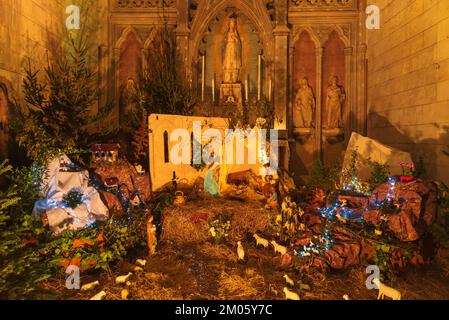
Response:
[368, 112, 449, 183]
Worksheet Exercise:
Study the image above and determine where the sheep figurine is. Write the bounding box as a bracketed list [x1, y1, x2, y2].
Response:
[136, 259, 147, 267]
[283, 274, 294, 286]
[283, 287, 300, 300]
[90, 290, 107, 300]
[271, 240, 287, 256]
[81, 280, 100, 291]
[343, 294, 350, 300]
[373, 278, 401, 300]
[115, 272, 132, 284]
[237, 241, 245, 261]
[253, 234, 269, 248]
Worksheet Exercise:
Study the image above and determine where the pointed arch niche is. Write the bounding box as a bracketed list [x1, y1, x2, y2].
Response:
[293, 30, 317, 99]
[118, 30, 143, 87]
[322, 30, 346, 129]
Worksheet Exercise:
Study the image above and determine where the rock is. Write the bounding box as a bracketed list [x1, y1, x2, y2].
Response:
[324, 241, 361, 270]
[302, 213, 324, 228]
[98, 190, 123, 216]
[387, 207, 423, 242]
[281, 253, 293, 267]
[293, 234, 313, 246]
[338, 195, 369, 209]
[343, 132, 414, 180]
[92, 161, 152, 201]
[132, 174, 152, 201]
[370, 180, 438, 241]
[363, 210, 382, 225]
[310, 256, 329, 272]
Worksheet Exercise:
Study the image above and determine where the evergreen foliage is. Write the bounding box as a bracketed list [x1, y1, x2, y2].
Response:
[139, 27, 196, 116]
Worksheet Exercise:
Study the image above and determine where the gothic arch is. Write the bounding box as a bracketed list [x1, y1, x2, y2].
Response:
[189, 0, 275, 67]
[322, 25, 350, 48]
[114, 26, 143, 49]
[143, 28, 157, 49]
[292, 27, 321, 50]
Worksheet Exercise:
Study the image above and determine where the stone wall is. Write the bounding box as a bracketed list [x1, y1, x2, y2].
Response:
[0, 0, 109, 160]
[0, 0, 67, 97]
[366, 0, 449, 183]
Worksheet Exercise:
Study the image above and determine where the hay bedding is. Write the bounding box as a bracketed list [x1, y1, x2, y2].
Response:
[161, 197, 273, 244]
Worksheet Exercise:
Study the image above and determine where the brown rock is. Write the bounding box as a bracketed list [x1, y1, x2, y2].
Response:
[303, 213, 324, 228]
[387, 207, 422, 241]
[281, 253, 293, 267]
[370, 180, 438, 241]
[338, 195, 369, 209]
[98, 190, 123, 216]
[311, 256, 330, 272]
[363, 210, 382, 225]
[293, 234, 313, 246]
[132, 174, 152, 201]
[324, 241, 361, 270]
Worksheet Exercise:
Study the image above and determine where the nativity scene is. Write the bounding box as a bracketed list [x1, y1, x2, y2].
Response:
[1, 0, 449, 304]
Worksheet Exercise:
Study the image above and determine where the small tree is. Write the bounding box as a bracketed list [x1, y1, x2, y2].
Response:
[15, 26, 102, 165]
[131, 115, 149, 168]
[139, 27, 196, 116]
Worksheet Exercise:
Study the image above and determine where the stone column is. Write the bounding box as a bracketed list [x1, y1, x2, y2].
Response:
[175, 0, 190, 78]
[98, 45, 108, 114]
[113, 47, 121, 127]
[315, 47, 323, 160]
[344, 46, 353, 144]
[273, 0, 290, 130]
[358, 43, 368, 135]
[273, 0, 290, 170]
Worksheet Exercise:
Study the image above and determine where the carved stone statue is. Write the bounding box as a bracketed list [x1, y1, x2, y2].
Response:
[326, 75, 345, 128]
[293, 77, 315, 128]
[222, 17, 242, 84]
[121, 77, 138, 118]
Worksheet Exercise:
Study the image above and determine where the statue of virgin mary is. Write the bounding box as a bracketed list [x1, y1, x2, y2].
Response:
[222, 17, 242, 84]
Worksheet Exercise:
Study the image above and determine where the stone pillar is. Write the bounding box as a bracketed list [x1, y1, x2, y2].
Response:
[358, 43, 368, 135]
[273, 0, 290, 130]
[175, 0, 190, 78]
[113, 47, 121, 127]
[344, 46, 353, 144]
[315, 47, 323, 160]
[98, 45, 108, 115]
[273, 0, 290, 171]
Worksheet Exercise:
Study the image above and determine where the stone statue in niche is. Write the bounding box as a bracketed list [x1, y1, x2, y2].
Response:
[222, 17, 242, 84]
[121, 77, 138, 119]
[293, 77, 315, 128]
[326, 75, 345, 128]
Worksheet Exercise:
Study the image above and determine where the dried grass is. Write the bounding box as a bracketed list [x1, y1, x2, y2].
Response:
[161, 197, 273, 245]
[200, 242, 237, 262]
[218, 268, 265, 299]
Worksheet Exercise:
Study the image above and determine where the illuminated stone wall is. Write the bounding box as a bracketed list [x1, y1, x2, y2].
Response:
[366, 0, 449, 182]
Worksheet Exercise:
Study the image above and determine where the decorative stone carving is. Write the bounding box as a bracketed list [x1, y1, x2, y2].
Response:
[293, 77, 315, 128]
[115, 0, 175, 9]
[325, 75, 345, 128]
[289, 0, 355, 9]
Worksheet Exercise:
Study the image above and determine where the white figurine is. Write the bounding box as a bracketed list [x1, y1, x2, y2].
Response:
[283, 274, 295, 286]
[283, 287, 300, 300]
[253, 234, 269, 248]
[237, 241, 245, 261]
[373, 278, 401, 300]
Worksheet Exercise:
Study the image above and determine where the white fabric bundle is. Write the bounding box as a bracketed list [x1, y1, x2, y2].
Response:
[33, 155, 109, 235]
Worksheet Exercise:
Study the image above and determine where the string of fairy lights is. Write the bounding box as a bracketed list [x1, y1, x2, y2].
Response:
[293, 176, 399, 258]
